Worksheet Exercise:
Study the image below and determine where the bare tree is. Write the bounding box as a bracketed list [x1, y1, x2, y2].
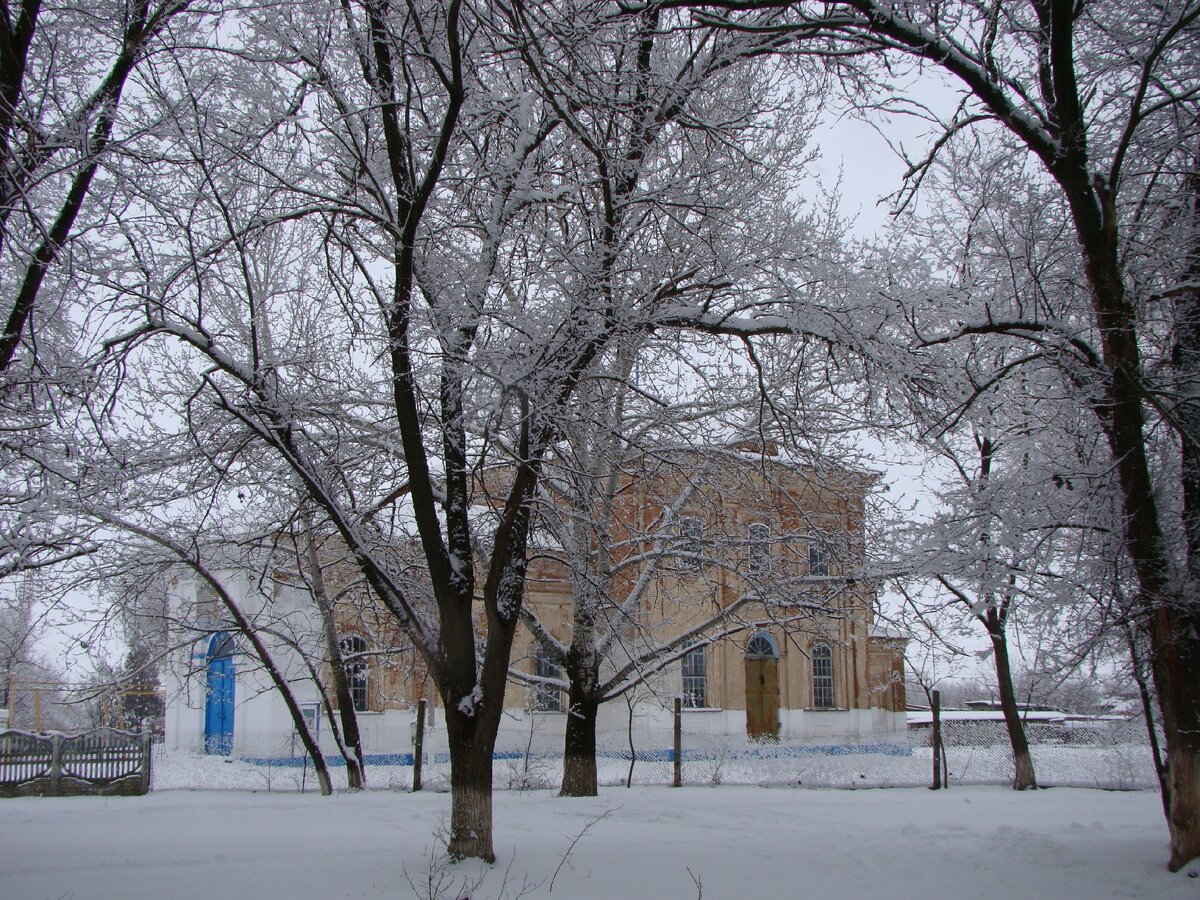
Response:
[480, 2, 852, 797]
[0, 571, 55, 726]
[888, 244, 1119, 791]
[81, 0, 829, 861]
[898, 429, 1053, 792]
[83, 517, 338, 795]
[670, 0, 1200, 868]
[295, 509, 366, 789]
[520, 428, 870, 796]
[0, 0, 194, 373]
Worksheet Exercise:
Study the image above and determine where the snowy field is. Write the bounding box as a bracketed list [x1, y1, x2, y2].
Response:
[2, 786, 1195, 899]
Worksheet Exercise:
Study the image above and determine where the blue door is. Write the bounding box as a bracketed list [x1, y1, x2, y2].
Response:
[204, 632, 235, 754]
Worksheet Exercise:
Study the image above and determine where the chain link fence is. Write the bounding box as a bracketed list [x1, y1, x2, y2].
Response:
[151, 715, 1160, 793]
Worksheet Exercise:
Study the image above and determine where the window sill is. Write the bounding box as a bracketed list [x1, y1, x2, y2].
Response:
[681, 706, 722, 713]
[805, 707, 846, 712]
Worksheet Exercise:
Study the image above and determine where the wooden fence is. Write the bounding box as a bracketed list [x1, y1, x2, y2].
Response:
[1, 728, 151, 797]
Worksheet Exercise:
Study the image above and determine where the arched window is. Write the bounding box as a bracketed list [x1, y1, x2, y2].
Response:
[339, 634, 369, 712]
[533, 644, 563, 712]
[747, 522, 771, 577]
[682, 645, 708, 708]
[812, 642, 834, 709]
[746, 632, 779, 658]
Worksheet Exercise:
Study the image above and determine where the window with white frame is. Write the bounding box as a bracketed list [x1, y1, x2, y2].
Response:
[747, 522, 771, 577]
[809, 543, 829, 576]
[812, 642, 834, 709]
[299, 701, 321, 736]
[681, 645, 708, 708]
[533, 645, 564, 712]
[339, 634, 369, 712]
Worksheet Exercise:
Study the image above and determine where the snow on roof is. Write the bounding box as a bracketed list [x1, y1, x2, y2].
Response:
[906, 709, 1068, 726]
[631, 440, 881, 486]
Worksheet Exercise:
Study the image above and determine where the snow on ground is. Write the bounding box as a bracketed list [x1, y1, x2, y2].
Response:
[2, 786, 1194, 899]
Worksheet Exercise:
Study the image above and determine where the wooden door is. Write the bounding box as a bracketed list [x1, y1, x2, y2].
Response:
[745, 656, 779, 739]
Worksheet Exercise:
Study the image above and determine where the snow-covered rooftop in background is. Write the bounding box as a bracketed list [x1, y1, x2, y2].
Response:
[907, 709, 1070, 726]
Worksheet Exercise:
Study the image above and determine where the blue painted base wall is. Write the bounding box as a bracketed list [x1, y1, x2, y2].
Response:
[244, 742, 912, 769]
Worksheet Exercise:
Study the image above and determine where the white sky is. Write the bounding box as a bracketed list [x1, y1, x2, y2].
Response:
[812, 111, 908, 237]
[807, 99, 953, 504]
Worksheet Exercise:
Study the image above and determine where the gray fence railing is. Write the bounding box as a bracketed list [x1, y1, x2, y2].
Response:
[1, 728, 151, 797]
[149, 716, 1160, 794]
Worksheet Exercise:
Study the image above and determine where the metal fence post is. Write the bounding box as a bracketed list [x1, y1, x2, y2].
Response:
[673, 697, 682, 788]
[931, 689, 943, 790]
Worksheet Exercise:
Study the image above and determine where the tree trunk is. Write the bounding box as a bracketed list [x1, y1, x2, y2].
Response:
[1172, 165, 1200, 591]
[445, 710, 497, 863]
[1160, 164, 1200, 854]
[1148, 611, 1200, 871]
[988, 623, 1037, 791]
[1098, 371, 1200, 869]
[302, 511, 365, 788]
[191, 566, 334, 796]
[1051, 155, 1200, 868]
[1083, 266, 1200, 867]
[1127, 623, 1170, 817]
[560, 686, 599, 797]
[439, 584, 520, 863]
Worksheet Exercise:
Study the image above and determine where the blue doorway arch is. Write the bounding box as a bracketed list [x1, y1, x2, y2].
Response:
[204, 632, 235, 754]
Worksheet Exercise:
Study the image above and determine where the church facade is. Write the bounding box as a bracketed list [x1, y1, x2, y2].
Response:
[161, 445, 907, 760]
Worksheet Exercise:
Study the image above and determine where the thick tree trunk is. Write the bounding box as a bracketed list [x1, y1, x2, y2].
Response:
[1050, 148, 1200, 869]
[987, 624, 1037, 791]
[445, 710, 497, 863]
[439, 569, 522, 862]
[560, 686, 599, 797]
[1080, 265, 1200, 866]
[1148, 610, 1200, 871]
[1159, 167, 1200, 856]
[1094, 346, 1200, 868]
[1172, 166, 1200, 590]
